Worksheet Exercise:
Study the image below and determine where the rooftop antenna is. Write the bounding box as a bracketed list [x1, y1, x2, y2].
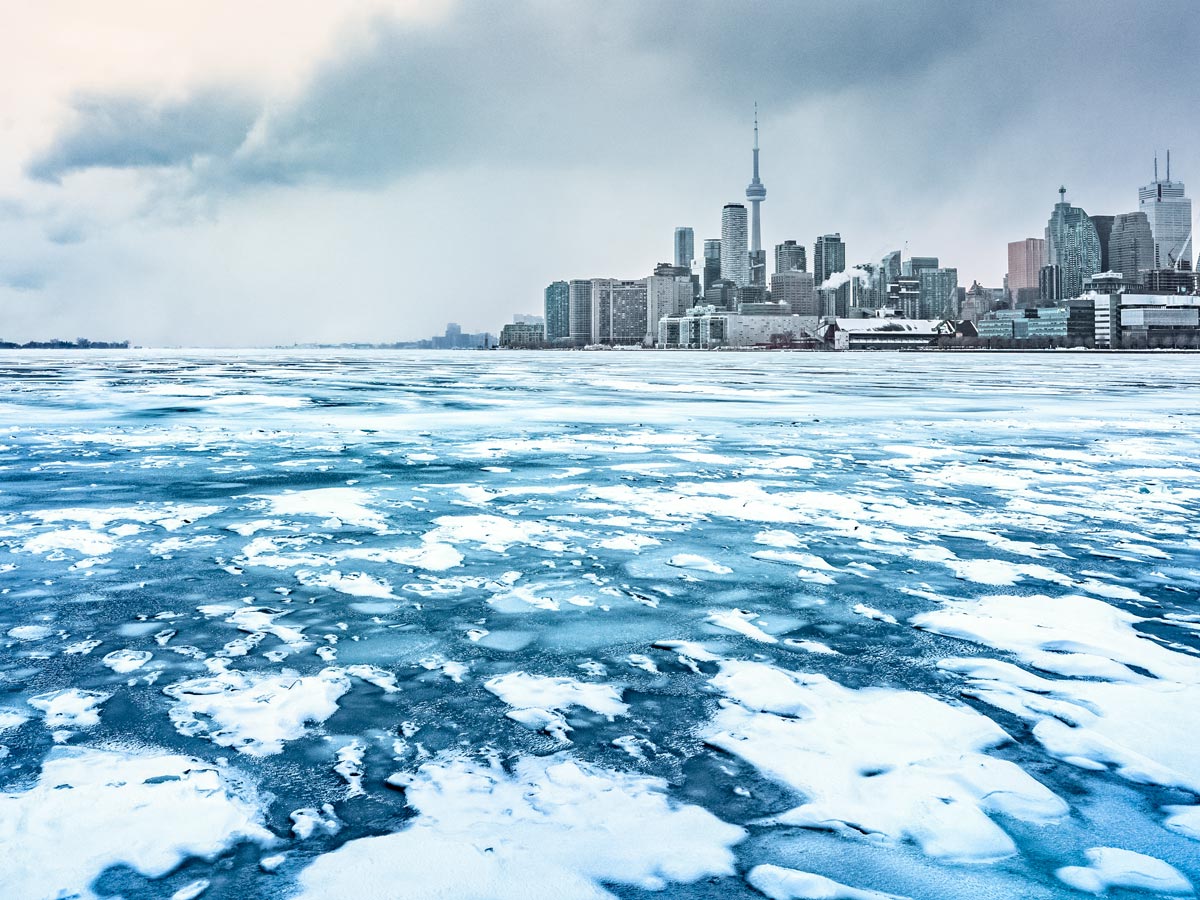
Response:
[1155, 152, 1159, 182]
[1167, 148, 1171, 181]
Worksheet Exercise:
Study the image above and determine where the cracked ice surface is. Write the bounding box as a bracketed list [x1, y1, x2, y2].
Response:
[1, 350, 1199, 899]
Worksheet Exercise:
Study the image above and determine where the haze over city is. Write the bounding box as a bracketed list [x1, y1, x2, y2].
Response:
[1, 0, 1197, 346]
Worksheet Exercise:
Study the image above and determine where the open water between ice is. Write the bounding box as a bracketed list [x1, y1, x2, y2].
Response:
[1, 350, 1199, 899]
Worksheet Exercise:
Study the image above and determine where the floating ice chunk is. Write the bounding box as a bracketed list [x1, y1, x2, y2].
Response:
[1164, 806, 1200, 841]
[784, 639, 839, 655]
[417, 656, 468, 683]
[237, 535, 333, 570]
[426, 514, 575, 553]
[612, 734, 657, 761]
[7, 625, 52, 641]
[485, 672, 627, 741]
[0, 709, 29, 732]
[64, 639, 102, 655]
[29, 504, 221, 532]
[596, 533, 661, 552]
[668, 554, 732, 574]
[339, 541, 463, 571]
[651, 639, 722, 662]
[944, 558, 1073, 587]
[747, 864, 909, 900]
[102, 648, 153, 673]
[253, 488, 388, 533]
[171, 879, 211, 900]
[852, 604, 897, 625]
[345, 664, 401, 693]
[163, 665, 351, 756]
[149, 535, 221, 557]
[1055, 847, 1192, 895]
[21, 528, 117, 556]
[704, 661, 1066, 862]
[913, 593, 1200, 683]
[293, 753, 744, 900]
[707, 609, 778, 644]
[291, 803, 341, 839]
[627, 654, 659, 674]
[298, 569, 395, 599]
[487, 584, 561, 612]
[0, 747, 272, 900]
[220, 606, 309, 646]
[335, 740, 366, 798]
[753, 549, 835, 571]
[1077, 578, 1154, 604]
[755, 530, 803, 548]
[941, 657, 1200, 794]
[29, 688, 111, 729]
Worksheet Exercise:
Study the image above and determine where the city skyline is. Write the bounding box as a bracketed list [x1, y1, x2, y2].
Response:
[0, 1, 1197, 346]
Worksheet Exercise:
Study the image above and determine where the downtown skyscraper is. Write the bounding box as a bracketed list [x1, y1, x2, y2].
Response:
[1045, 186, 1101, 299]
[721, 203, 749, 287]
[1139, 154, 1193, 270]
[674, 227, 695, 271]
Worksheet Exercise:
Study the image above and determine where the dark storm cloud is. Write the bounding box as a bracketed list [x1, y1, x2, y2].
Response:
[28, 89, 259, 183]
[24, 1, 1006, 191]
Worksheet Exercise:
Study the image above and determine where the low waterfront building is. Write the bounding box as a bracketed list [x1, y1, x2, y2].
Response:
[1093, 293, 1200, 348]
[658, 306, 819, 349]
[976, 301, 1094, 346]
[499, 322, 545, 348]
[820, 317, 966, 350]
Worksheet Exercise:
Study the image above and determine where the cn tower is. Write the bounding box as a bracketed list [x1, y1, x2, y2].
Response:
[745, 103, 766, 255]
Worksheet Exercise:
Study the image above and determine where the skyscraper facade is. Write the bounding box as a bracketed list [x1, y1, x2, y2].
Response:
[721, 204, 749, 287]
[918, 267, 959, 319]
[813, 233, 846, 287]
[1090, 215, 1115, 272]
[1007, 238, 1045, 306]
[1108, 212, 1155, 285]
[702, 239, 722, 290]
[1139, 157, 1193, 270]
[568, 279, 593, 346]
[902, 256, 939, 278]
[775, 240, 806, 274]
[543, 281, 570, 344]
[769, 270, 818, 315]
[1045, 187, 1101, 299]
[674, 227, 695, 271]
[880, 251, 902, 289]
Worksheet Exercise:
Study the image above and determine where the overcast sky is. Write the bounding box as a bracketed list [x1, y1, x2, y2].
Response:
[1, 0, 1196, 345]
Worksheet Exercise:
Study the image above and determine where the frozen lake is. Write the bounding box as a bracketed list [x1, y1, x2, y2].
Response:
[2, 350, 1199, 900]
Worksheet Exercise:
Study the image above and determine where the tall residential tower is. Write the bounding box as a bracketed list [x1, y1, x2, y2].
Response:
[674, 227, 695, 271]
[721, 204, 749, 287]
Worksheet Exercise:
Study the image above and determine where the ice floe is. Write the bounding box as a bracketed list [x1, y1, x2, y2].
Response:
[252, 488, 389, 533]
[293, 753, 744, 899]
[704, 660, 1066, 861]
[747, 864, 909, 900]
[484, 671, 628, 741]
[0, 747, 272, 900]
[29, 688, 111, 729]
[163, 663, 350, 755]
[1055, 847, 1193, 895]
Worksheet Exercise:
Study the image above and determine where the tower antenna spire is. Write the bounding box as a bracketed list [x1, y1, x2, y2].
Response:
[1167, 148, 1170, 180]
[1155, 152, 1159, 182]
